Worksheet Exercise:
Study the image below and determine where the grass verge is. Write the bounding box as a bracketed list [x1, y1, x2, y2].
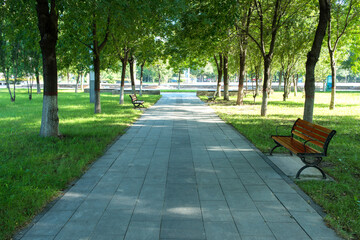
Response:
[0, 89, 161, 240]
[201, 91, 360, 239]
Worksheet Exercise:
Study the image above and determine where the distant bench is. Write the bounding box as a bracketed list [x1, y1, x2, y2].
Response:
[270, 118, 336, 179]
[129, 94, 144, 108]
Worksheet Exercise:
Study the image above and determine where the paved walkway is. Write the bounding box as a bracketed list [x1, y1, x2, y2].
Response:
[18, 93, 340, 240]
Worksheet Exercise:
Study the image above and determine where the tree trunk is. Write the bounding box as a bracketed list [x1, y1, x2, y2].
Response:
[278, 70, 283, 91]
[129, 57, 136, 94]
[158, 70, 161, 86]
[236, 48, 246, 105]
[36, 70, 41, 94]
[93, 54, 101, 113]
[255, 67, 259, 96]
[268, 71, 273, 97]
[80, 72, 84, 91]
[120, 55, 128, 104]
[283, 71, 290, 101]
[36, 0, 59, 137]
[293, 74, 298, 97]
[304, 0, 330, 122]
[5, 69, 15, 102]
[75, 73, 80, 93]
[140, 61, 144, 96]
[223, 54, 229, 101]
[214, 54, 222, 97]
[178, 70, 181, 90]
[329, 51, 336, 109]
[29, 78, 33, 100]
[261, 56, 272, 116]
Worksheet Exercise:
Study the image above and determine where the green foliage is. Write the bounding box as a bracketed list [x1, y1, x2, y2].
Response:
[205, 91, 360, 239]
[0, 90, 161, 239]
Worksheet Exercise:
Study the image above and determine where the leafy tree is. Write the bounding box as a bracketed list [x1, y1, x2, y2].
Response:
[327, 0, 359, 109]
[247, 0, 297, 116]
[62, 0, 111, 113]
[235, 1, 252, 105]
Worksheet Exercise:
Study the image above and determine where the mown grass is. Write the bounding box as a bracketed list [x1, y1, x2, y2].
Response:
[0, 89, 161, 240]
[201, 91, 360, 239]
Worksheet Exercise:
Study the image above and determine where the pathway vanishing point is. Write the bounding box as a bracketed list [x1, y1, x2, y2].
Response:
[18, 93, 340, 240]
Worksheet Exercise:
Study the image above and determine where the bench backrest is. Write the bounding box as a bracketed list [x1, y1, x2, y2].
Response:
[129, 94, 137, 102]
[291, 118, 336, 155]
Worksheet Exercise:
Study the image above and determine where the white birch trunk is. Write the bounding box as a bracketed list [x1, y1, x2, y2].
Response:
[40, 95, 59, 137]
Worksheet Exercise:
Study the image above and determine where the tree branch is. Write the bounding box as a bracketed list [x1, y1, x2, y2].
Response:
[99, 16, 111, 51]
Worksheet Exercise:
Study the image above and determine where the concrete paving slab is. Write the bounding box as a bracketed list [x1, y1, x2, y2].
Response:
[267, 153, 325, 179]
[17, 93, 341, 240]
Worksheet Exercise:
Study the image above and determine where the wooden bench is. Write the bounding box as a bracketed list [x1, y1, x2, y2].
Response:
[270, 118, 336, 179]
[129, 94, 144, 108]
[207, 93, 217, 102]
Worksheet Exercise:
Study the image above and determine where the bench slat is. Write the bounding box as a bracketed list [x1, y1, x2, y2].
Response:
[296, 119, 332, 135]
[292, 131, 324, 148]
[292, 125, 327, 143]
[293, 125, 328, 142]
[272, 136, 320, 155]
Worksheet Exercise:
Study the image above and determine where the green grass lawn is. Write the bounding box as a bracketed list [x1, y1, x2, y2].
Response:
[0, 89, 161, 240]
[201, 91, 360, 239]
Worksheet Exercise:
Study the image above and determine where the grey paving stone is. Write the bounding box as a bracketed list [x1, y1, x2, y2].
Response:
[167, 174, 196, 184]
[68, 207, 104, 224]
[196, 172, 219, 185]
[201, 201, 233, 222]
[240, 236, 276, 240]
[91, 209, 132, 236]
[267, 222, 311, 240]
[215, 167, 238, 179]
[290, 211, 341, 239]
[245, 185, 278, 202]
[256, 167, 282, 180]
[132, 203, 164, 222]
[211, 158, 232, 168]
[276, 193, 316, 213]
[232, 210, 274, 237]
[51, 193, 86, 211]
[160, 220, 206, 239]
[224, 190, 258, 211]
[232, 162, 256, 173]
[24, 211, 73, 237]
[198, 184, 225, 201]
[163, 200, 202, 221]
[124, 221, 161, 240]
[264, 179, 297, 193]
[255, 201, 294, 223]
[126, 165, 148, 178]
[90, 233, 124, 240]
[218, 178, 246, 192]
[204, 221, 241, 240]
[238, 172, 265, 185]
[54, 222, 94, 240]
[19, 237, 53, 240]
[165, 183, 199, 202]
[139, 184, 166, 200]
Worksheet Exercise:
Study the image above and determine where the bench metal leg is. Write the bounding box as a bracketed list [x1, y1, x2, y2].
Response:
[296, 157, 326, 179]
[269, 143, 281, 156]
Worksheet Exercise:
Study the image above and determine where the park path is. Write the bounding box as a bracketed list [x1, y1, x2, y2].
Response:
[18, 93, 340, 240]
